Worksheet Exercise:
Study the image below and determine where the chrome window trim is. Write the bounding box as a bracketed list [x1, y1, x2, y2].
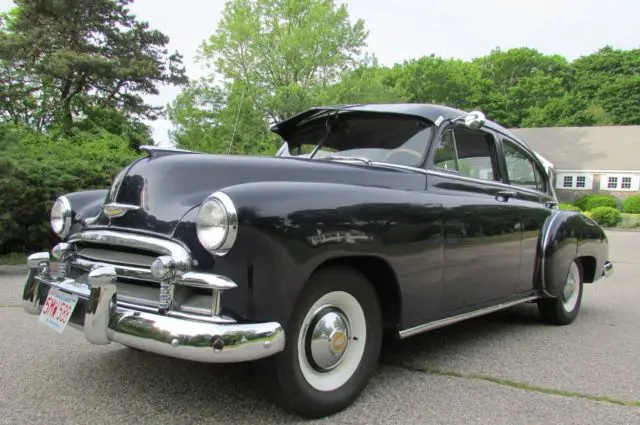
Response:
[426, 169, 553, 199]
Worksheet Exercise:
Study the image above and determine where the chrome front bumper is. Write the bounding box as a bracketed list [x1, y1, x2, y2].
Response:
[22, 253, 286, 363]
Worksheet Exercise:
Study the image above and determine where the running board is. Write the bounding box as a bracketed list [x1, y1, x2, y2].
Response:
[397, 296, 540, 339]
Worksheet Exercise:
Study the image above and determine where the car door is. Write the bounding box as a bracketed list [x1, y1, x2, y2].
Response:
[497, 135, 556, 294]
[427, 124, 523, 314]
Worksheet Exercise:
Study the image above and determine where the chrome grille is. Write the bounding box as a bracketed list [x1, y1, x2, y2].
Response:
[65, 230, 217, 317]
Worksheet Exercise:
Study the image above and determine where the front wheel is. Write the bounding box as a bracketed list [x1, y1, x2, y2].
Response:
[538, 260, 583, 325]
[256, 266, 382, 418]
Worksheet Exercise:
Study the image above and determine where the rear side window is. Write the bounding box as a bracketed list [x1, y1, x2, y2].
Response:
[502, 137, 547, 193]
[432, 127, 500, 181]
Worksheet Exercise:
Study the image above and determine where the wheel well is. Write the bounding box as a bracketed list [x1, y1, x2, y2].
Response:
[312, 256, 401, 330]
[576, 256, 597, 283]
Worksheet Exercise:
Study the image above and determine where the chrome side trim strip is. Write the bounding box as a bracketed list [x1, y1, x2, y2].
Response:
[398, 296, 539, 339]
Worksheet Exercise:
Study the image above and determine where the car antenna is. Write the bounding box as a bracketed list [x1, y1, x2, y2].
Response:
[226, 86, 246, 155]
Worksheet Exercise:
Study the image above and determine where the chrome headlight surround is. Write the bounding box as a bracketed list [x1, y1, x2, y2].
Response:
[50, 196, 72, 239]
[195, 191, 238, 256]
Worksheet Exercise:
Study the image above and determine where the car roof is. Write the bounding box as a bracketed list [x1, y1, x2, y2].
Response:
[270, 103, 546, 168]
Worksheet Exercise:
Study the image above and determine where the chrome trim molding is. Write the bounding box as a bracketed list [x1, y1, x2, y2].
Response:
[68, 229, 192, 273]
[176, 272, 238, 290]
[196, 191, 239, 257]
[539, 211, 564, 297]
[139, 145, 192, 156]
[602, 261, 613, 279]
[21, 261, 286, 363]
[426, 168, 554, 199]
[398, 296, 539, 339]
[51, 195, 73, 239]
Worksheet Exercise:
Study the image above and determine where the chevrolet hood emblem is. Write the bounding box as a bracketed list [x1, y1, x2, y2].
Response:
[102, 203, 140, 219]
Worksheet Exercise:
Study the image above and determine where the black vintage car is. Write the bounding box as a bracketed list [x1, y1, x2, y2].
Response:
[22, 103, 613, 418]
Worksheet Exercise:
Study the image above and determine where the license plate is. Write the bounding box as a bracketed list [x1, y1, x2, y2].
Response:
[38, 288, 79, 333]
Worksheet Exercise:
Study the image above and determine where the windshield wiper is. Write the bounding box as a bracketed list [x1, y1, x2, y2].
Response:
[321, 155, 372, 165]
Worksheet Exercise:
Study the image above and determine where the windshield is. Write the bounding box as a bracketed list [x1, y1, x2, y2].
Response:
[275, 111, 434, 168]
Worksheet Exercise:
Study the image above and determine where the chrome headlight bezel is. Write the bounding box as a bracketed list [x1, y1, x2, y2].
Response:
[50, 196, 72, 239]
[195, 191, 238, 256]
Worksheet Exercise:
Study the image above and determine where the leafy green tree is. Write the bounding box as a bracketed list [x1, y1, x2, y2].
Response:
[199, 0, 369, 123]
[388, 55, 483, 108]
[0, 0, 188, 134]
[570, 46, 640, 125]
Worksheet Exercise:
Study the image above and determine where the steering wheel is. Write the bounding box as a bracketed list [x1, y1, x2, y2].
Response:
[382, 148, 423, 165]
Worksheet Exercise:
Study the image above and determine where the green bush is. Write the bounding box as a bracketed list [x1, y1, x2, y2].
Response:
[574, 194, 619, 211]
[559, 203, 581, 211]
[622, 195, 640, 214]
[0, 125, 139, 254]
[589, 206, 622, 227]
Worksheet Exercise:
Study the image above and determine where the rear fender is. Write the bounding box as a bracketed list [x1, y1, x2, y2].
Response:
[539, 210, 608, 297]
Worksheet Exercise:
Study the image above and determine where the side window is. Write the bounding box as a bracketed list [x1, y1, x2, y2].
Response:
[502, 138, 547, 193]
[433, 127, 499, 181]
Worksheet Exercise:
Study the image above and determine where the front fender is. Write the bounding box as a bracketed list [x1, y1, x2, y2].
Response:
[540, 210, 608, 297]
[205, 180, 438, 327]
[64, 189, 109, 236]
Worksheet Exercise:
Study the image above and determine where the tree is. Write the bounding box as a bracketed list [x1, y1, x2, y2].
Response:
[0, 0, 189, 134]
[570, 46, 640, 125]
[199, 0, 369, 124]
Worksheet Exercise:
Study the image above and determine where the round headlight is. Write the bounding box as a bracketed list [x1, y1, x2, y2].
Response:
[50, 196, 72, 238]
[196, 192, 238, 255]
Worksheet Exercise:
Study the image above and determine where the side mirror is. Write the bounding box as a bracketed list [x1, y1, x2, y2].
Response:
[463, 111, 486, 129]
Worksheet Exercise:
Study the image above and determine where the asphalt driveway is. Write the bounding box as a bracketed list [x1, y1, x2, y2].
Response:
[1, 230, 639, 424]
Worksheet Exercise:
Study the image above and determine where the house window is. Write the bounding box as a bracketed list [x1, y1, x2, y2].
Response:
[600, 174, 640, 191]
[556, 173, 593, 190]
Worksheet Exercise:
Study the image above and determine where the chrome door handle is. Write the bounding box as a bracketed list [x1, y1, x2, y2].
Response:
[496, 190, 516, 202]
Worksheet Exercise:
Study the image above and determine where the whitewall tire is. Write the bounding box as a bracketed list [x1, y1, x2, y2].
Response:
[255, 266, 382, 418]
[538, 260, 584, 325]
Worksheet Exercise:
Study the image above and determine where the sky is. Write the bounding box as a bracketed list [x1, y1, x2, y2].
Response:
[2, 0, 640, 142]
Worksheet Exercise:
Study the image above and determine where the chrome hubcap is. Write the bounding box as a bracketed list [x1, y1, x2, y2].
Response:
[304, 306, 351, 372]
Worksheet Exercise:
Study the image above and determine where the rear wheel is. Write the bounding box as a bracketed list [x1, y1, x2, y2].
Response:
[538, 260, 583, 325]
[256, 266, 383, 418]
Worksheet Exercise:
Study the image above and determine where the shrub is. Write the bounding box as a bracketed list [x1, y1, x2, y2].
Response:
[574, 194, 619, 211]
[622, 195, 640, 214]
[0, 125, 139, 254]
[589, 206, 622, 227]
[559, 203, 581, 211]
